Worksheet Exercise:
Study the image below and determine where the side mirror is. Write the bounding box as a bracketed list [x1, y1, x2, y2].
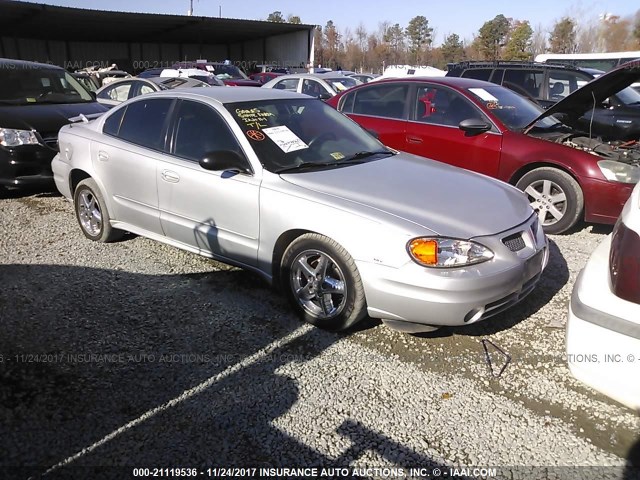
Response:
[458, 118, 492, 136]
[199, 150, 249, 173]
[318, 92, 333, 101]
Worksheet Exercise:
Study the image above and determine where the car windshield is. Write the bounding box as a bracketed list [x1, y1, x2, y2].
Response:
[466, 85, 560, 130]
[325, 76, 359, 93]
[225, 98, 393, 173]
[0, 66, 94, 105]
[615, 86, 640, 105]
[209, 64, 249, 80]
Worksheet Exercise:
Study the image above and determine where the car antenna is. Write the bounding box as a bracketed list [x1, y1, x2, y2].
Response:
[589, 91, 596, 140]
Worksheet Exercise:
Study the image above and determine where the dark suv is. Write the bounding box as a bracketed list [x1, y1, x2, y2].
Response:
[446, 61, 640, 140]
[0, 58, 108, 192]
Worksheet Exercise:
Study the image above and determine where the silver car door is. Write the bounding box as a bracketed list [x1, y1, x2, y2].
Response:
[157, 99, 260, 267]
[92, 97, 174, 235]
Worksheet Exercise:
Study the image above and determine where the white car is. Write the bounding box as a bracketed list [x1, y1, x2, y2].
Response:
[567, 182, 640, 410]
[160, 68, 224, 87]
[261, 73, 360, 100]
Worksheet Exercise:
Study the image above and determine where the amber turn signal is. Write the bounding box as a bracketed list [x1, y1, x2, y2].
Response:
[409, 238, 438, 265]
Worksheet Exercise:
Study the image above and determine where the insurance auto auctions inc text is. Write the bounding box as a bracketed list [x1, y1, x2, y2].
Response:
[252, 466, 497, 477]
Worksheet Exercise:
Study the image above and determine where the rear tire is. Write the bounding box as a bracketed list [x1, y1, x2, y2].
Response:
[516, 167, 583, 235]
[74, 178, 123, 242]
[281, 233, 367, 331]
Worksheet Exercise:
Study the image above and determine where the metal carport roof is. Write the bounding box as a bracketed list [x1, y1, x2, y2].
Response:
[0, 1, 315, 44]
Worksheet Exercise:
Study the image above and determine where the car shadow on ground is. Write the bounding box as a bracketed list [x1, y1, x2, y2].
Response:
[0, 264, 457, 480]
[0, 185, 60, 200]
[414, 238, 569, 339]
[626, 435, 640, 480]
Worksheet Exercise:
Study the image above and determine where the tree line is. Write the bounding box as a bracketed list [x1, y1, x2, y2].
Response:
[265, 9, 640, 72]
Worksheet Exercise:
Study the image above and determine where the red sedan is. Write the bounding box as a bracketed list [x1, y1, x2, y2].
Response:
[327, 74, 640, 234]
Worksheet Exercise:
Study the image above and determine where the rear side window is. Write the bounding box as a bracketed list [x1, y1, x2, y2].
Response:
[103, 108, 125, 136]
[351, 84, 408, 119]
[115, 98, 173, 150]
[503, 69, 544, 98]
[273, 78, 299, 91]
[461, 69, 492, 81]
[547, 70, 592, 100]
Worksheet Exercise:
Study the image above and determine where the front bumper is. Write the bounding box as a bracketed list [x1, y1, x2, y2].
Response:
[0, 144, 55, 188]
[360, 215, 549, 327]
[566, 237, 640, 411]
[582, 176, 634, 225]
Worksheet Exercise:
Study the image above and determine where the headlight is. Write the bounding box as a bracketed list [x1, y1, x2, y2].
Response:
[598, 160, 640, 184]
[0, 128, 40, 147]
[408, 237, 494, 268]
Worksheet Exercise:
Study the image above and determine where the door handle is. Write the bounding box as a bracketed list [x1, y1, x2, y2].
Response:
[97, 151, 109, 161]
[406, 135, 423, 144]
[161, 170, 180, 183]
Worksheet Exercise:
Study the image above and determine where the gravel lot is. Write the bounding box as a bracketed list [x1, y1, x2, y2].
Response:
[1, 189, 639, 480]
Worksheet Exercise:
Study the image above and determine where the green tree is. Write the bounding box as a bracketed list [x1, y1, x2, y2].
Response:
[549, 17, 576, 53]
[405, 16, 433, 64]
[266, 11, 285, 23]
[441, 33, 465, 64]
[324, 20, 341, 69]
[477, 14, 510, 60]
[287, 14, 302, 24]
[503, 21, 533, 60]
[384, 23, 405, 64]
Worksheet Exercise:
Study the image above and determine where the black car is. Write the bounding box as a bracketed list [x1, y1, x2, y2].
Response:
[446, 61, 640, 140]
[0, 58, 108, 192]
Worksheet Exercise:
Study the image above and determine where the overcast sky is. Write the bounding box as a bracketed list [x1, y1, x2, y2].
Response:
[20, 0, 639, 44]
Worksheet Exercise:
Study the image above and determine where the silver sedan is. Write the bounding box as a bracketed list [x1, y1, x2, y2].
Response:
[52, 88, 548, 333]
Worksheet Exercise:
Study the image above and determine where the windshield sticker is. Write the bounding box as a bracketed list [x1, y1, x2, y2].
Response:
[330, 152, 345, 160]
[236, 107, 274, 130]
[205, 66, 214, 72]
[469, 88, 499, 102]
[246, 130, 266, 141]
[263, 126, 308, 153]
[486, 101, 499, 109]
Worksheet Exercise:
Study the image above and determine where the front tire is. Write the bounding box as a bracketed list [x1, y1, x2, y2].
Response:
[281, 233, 367, 331]
[73, 178, 123, 242]
[516, 167, 583, 235]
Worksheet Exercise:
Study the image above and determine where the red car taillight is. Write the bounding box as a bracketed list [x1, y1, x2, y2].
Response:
[609, 219, 640, 304]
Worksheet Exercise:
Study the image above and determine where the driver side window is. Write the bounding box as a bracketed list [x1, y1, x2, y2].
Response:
[414, 86, 484, 127]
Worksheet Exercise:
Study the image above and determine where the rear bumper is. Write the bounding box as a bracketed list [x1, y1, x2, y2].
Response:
[566, 238, 640, 410]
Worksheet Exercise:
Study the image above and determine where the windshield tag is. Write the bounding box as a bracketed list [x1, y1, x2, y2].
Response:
[469, 88, 499, 102]
[263, 126, 308, 153]
[330, 152, 345, 160]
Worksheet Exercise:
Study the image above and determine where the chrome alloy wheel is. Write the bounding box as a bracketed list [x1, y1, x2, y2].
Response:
[77, 189, 103, 237]
[524, 179, 567, 226]
[290, 249, 347, 319]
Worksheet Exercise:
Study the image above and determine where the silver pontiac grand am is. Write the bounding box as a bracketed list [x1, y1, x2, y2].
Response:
[52, 88, 548, 333]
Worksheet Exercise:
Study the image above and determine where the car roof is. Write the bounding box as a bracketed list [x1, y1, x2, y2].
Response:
[273, 73, 351, 80]
[446, 60, 587, 73]
[361, 76, 500, 89]
[146, 86, 311, 104]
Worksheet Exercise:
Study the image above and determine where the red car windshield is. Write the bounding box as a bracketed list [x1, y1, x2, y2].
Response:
[466, 85, 560, 131]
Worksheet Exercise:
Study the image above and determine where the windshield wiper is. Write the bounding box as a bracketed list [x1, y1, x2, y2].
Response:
[276, 150, 394, 174]
[342, 149, 394, 161]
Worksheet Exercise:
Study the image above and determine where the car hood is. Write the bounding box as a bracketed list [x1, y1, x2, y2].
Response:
[280, 154, 532, 238]
[525, 62, 640, 131]
[0, 102, 108, 135]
